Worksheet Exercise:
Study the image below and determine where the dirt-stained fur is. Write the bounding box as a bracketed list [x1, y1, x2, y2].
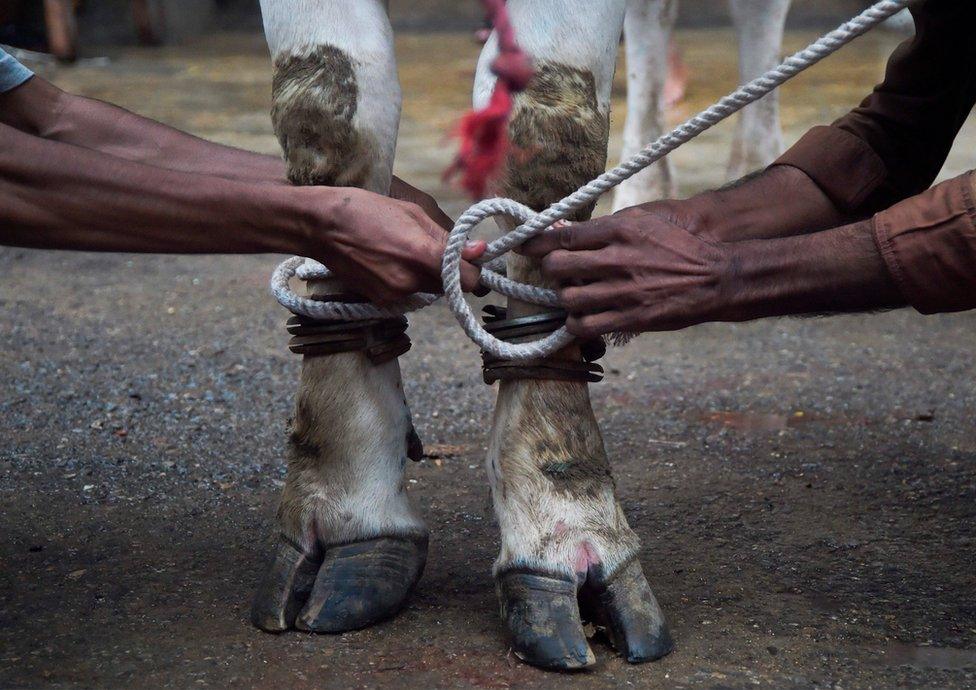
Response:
[497, 382, 614, 500]
[501, 62, 611, 310]
[504, 62, 611, 222]
[271, 45, 376, 187]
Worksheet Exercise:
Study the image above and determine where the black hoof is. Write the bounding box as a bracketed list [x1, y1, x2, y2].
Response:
[497, 570, 596, 670]
[581, 559, 674, 663]
[250, 536, 321, 632]
[295, 535, 427, 633]
[250, 535, 427, 634]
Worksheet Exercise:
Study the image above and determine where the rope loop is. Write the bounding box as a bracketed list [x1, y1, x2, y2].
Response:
[442, 197, 574, 361]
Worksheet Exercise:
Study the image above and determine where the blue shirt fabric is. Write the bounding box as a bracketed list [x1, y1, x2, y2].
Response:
[0, 46, 33, 93]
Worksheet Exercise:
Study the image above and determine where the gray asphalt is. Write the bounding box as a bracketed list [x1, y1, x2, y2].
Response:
[2, 28, 975, 690]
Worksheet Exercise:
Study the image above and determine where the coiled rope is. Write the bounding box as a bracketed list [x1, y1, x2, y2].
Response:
[271, 0, 912, 361]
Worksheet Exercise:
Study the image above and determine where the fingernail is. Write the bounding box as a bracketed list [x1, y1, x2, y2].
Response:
[464, 240, 485, 253]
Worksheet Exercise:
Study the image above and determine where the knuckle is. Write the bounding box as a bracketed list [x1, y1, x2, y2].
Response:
[558, 227, 577, 250]
[569, 317, 594, 338]
[615, 206, 643, 220]
[386, 270, 414, 294]
[541, 252, 561, 275]
[560, 286, 579, 308]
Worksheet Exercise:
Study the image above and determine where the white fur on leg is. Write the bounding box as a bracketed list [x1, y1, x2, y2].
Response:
[613, 0, 679, 211]
[472, 0, 625, 110]
[486, 382, 640, 581]
[283, 354, 425, 550]
[260, 0, 402, 193]
[260, 0, 424, 549]
[727, 0, 791, 179]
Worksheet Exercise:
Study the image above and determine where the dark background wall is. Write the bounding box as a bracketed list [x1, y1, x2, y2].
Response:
[71, 0, 881, 45]
[1, 0, 885, 50]
[388, 0, 878, 30]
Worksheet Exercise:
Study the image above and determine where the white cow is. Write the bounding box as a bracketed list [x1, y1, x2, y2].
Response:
[250, 0, 788, 670]
[615, 0, 792, 209]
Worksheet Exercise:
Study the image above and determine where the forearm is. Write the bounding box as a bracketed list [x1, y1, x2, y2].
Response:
[723, 219, 904, 321]
[694, 164, 854, 242]
[0, 122, 308, 255]
[0, 77, 287, 183]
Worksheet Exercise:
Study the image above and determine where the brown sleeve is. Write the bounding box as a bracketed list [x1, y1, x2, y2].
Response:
[872, 171, 976, 314]
[775, 0, 976, 217]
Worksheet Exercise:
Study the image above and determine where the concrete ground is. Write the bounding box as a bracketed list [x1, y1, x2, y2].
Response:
[2, 28, 975, 690]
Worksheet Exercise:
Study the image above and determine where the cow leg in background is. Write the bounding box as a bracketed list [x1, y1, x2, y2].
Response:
[727, 0, 791, 179]
[475, 0, 672, 670]
[613, 0, 678, 211]
[250, 0, 428, 634]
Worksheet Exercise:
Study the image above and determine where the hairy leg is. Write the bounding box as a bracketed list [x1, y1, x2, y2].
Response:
[613, 0, 679, 210]
[251, 0, 427, 634]
[475, 0, 672, 670]
[727, 0, 791, 179]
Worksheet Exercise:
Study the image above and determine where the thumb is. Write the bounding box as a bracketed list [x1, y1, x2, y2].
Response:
[451, 239, 486, 294]
[462, 239, 487, 261]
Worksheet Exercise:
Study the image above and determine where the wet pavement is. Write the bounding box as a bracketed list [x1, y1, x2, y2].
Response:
[2, 28, 975, 689]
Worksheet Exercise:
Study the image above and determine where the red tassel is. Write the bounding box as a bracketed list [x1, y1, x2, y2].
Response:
[445, 0, 534, 200]
[445, 85, 513, 201]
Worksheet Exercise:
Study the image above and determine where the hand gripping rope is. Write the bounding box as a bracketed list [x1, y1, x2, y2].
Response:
[271, 0, 912, 362]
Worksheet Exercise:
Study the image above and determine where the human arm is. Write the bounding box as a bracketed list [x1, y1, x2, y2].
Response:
[0, 75, 455, 216]
[523, 172, 976, 337]
[521, 206, 903, 337]
[0, 74, 289, 184]
[0, 122, 484, 303]
[631, 0, 976, 246]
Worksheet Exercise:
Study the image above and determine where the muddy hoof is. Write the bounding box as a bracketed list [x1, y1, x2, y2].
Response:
[581, 559, 673, 664]
[251, 535, 427, 634]
[251, 536, 322, 632]
[497, 570, 596, 671]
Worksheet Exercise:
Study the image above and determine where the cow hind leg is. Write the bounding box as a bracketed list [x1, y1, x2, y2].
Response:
[476, 0, 672, 670]
[727, 0, 791, 179]
[613, 0, 679, 210]
[250, 0, 427, 634]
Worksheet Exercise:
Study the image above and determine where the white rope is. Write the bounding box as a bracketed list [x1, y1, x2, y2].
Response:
[272, 0, 912, 361]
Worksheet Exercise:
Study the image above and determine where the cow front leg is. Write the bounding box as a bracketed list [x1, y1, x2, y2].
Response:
[476, 0, 672, 669]
[727, 0, 791, 179]
[251, 0, 427, 634]
[613, 0, 679, 210]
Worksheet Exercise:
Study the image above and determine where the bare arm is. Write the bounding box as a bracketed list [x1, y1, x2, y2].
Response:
[522, 210, 903, 338]
[0, 76, 288, 184]
[0, 75, 459, 223]
[0, 120, 300, 253]
[0, 122, 485, 301]
[644, 164, 854, 244]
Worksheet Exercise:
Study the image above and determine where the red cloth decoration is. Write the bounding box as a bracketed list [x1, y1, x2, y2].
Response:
[445, 0, 534, 200]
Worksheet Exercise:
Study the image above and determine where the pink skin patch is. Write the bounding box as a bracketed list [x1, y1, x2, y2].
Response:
[553, 520, 602, 581]
[574, 541, 601, 581]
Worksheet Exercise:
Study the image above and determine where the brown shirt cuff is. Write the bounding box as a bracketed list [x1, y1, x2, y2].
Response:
[773, 125, 888, 214]
[872, 171, 976, 315]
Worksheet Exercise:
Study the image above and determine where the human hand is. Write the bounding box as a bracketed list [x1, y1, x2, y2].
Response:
[300, 187, 486, 305]
[389, 176, 455, 231]
[520, 208, 735, 338]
